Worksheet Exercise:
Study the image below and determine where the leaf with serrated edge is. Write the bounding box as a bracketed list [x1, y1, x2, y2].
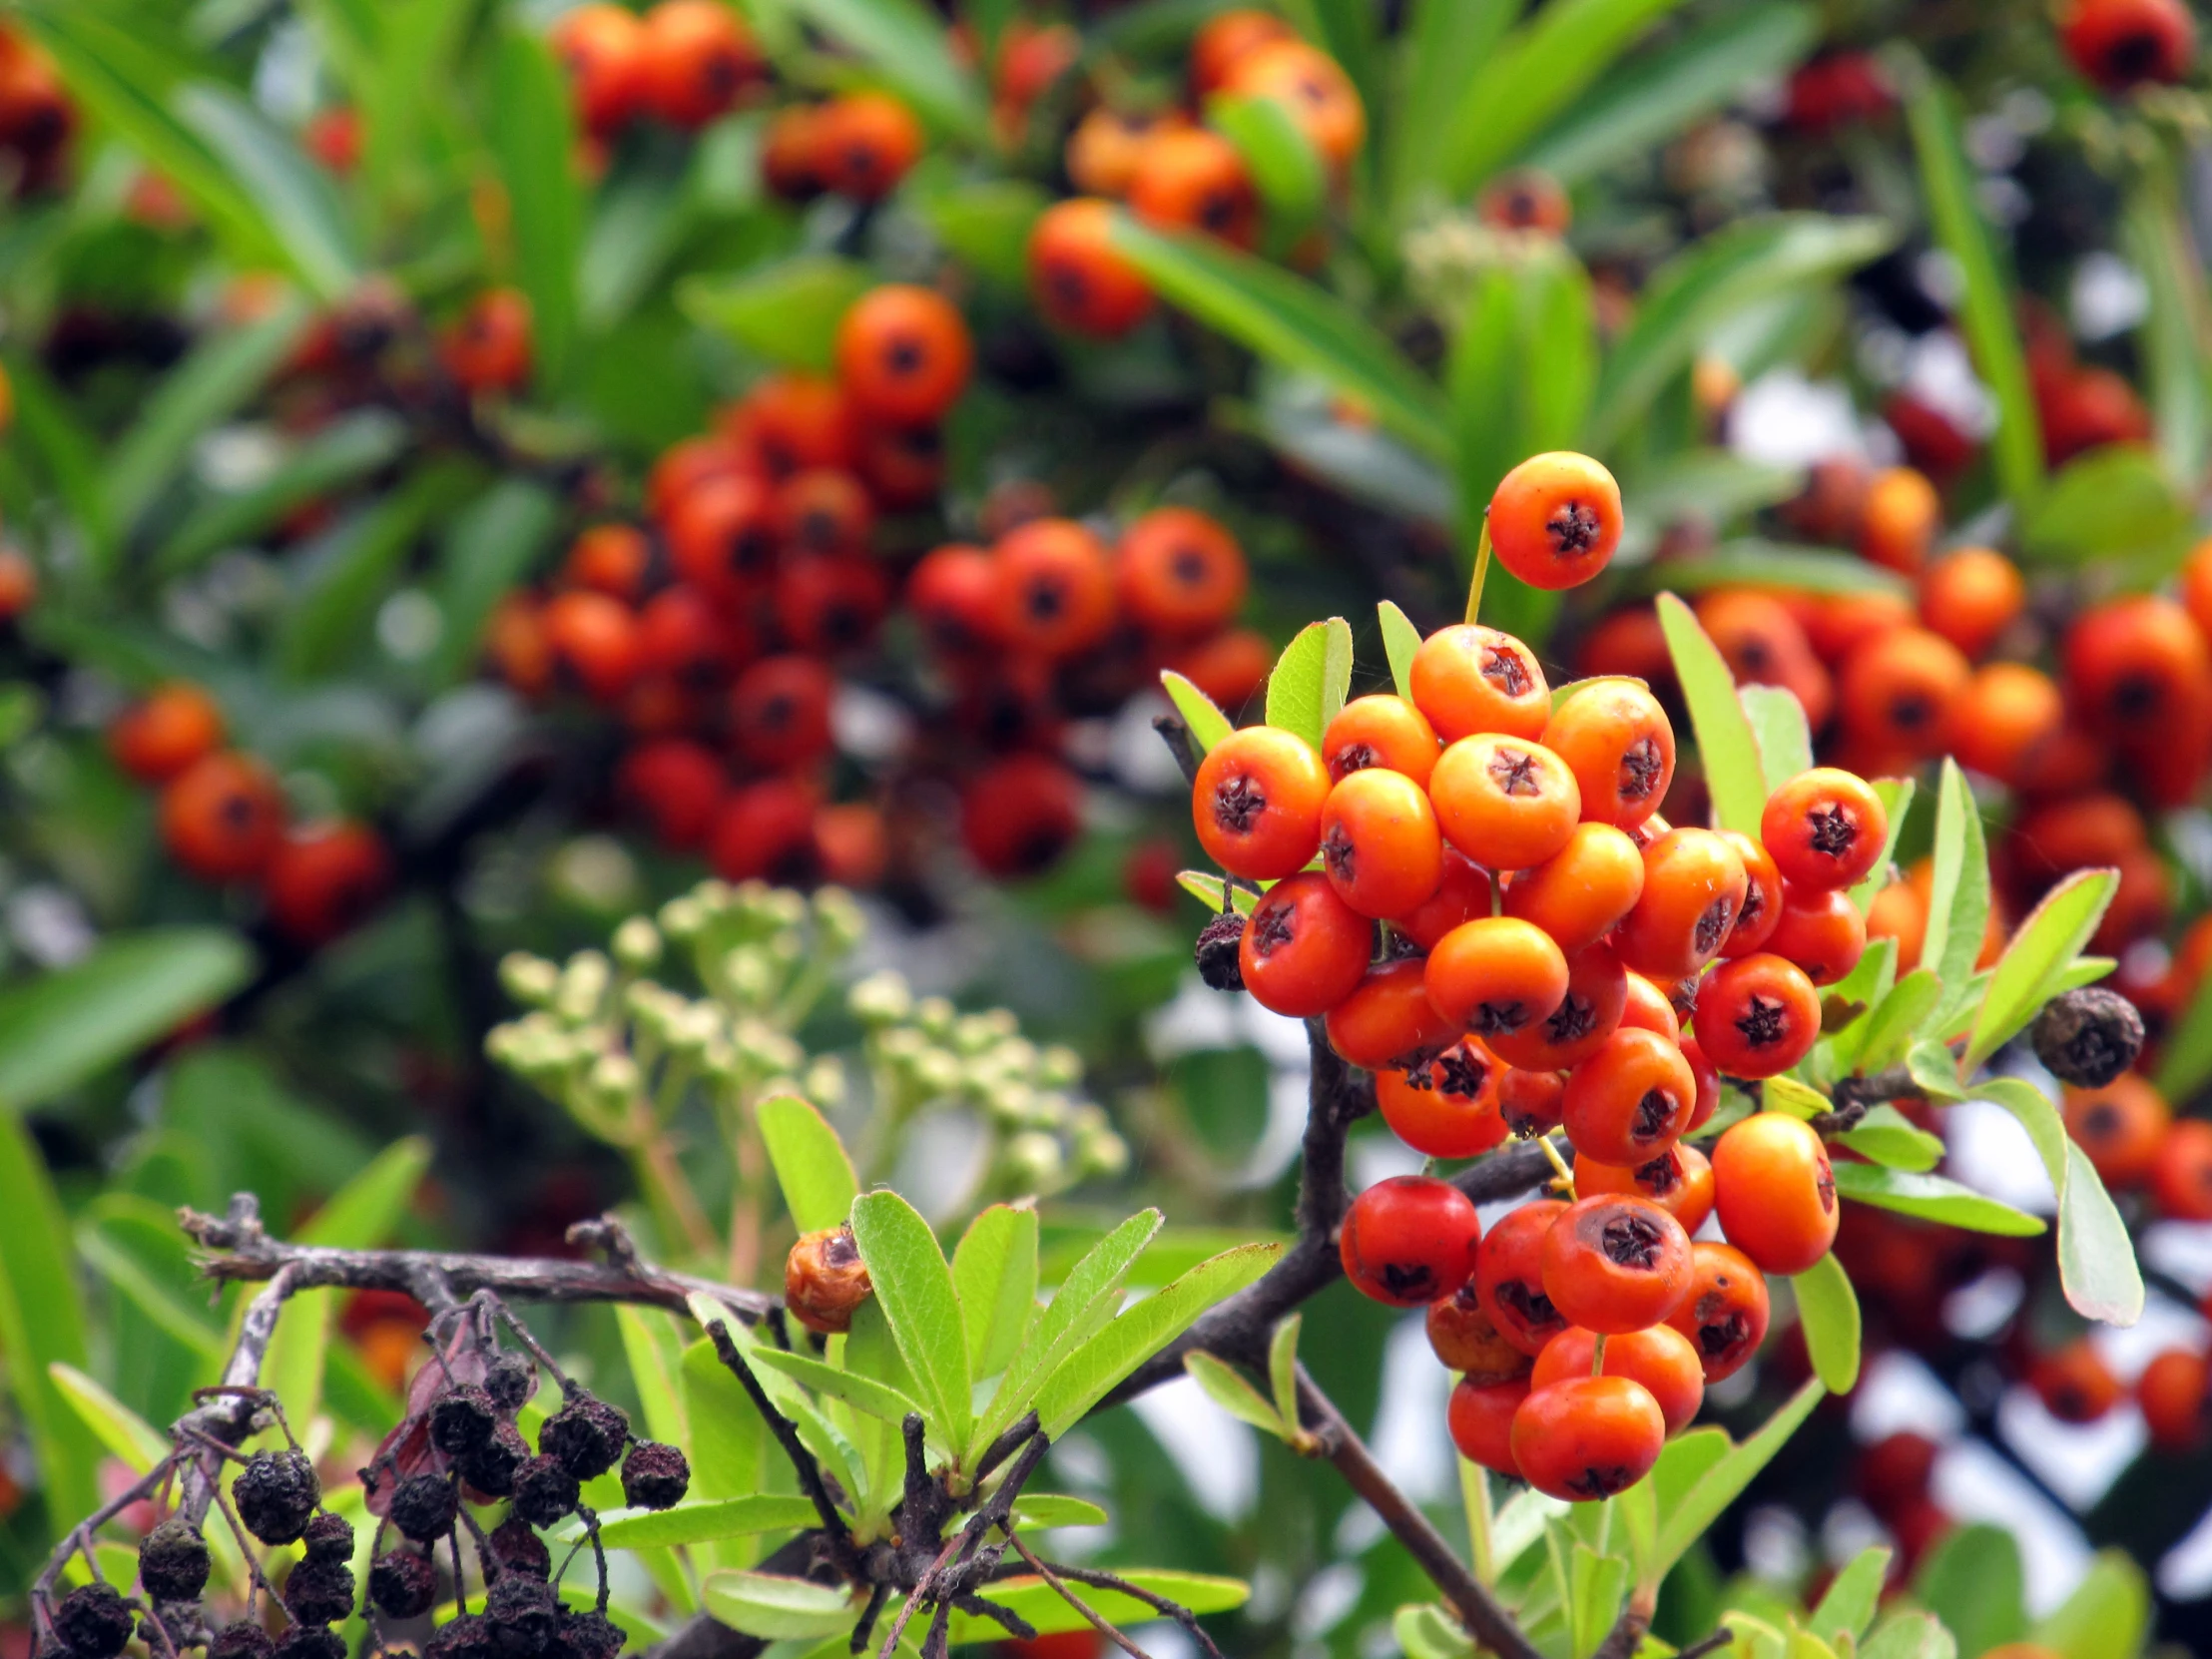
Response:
[1966, 867, 2118, 1069]
[952, 1205, 1039, 1382]
[1830, 1163, 2044, 1236]
[1655, 593, 1766, 834]
[1652, 1379, 1824, 1577]
[1379, 602, 1422, 701]
[847, 1192, 970, 1453]
[1185, 1352, 1289, 1436]
[758, 1096, 857, 1236]
[1793, 1254, 1861, 1391]
[1161, 670, 1234, 754]
[1031, 1244, 1281, 1437]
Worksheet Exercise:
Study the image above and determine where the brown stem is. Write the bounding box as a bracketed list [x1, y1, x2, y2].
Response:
[1005, 1534, 1151, 1659]
[1012, 1559, 1227, 1659]
[1808, 1064, 1921, 1136]
[1153, 715, 1204, 786]
[1295, 1370, 1542, 1659]
[704, 1321, 854, 1562]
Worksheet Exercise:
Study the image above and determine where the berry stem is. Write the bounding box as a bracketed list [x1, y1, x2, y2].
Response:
[1458, 1455, 1495, 1585]
[1536, 1130, 1576, 1197]
[1463, 515, 1493, 627]
[1590, 1333, 1607, 1378]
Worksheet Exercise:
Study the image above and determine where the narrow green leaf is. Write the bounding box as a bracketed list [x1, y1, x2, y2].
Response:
[176, 84, 358, 299]
[749, 1347, 930, 1431]
[426, 479, 561, 688]
[1161, 670, 1235, 753]
[701, 1571, 864, 1641]
[1176, 871, 1259, 917]
[0, 1112, 101, 1522]
[688, 1300, 867, 1515]
[1184, 1352, 1289, 1436]
[1655, 592, 1766, 835]
[1849, 777, 1916, 915]
[79, 1198, 226, 1360]
[1763, 1075, 1831, 1120]
[1651, 1379, 1824, 1578]
[1266, 619, 1342, 754]
[1848, 969, 1941, 1077]
[1830, 1163, 2044, 1236]
[1907, 74, 2041, 507]
[0, 928, 255, 1112]
[783, 0, 989, 139]
[2156, 949, 2212, 1101]
[488, 29, 584, 387]
[1383, 0, 1518, 221]
[916, 180, 1048, 288]
[158, 411, 407, 576]
[2020, 444, 2188, 565]
[1269, 1313, 1302, 1432]
[943, 1571, 1248, 1645]
[1920, 760, 1990, 999]
[592, 1496, 819, 1550]
[1568, 1540, 1633, 1659]
[616, 1305, 691, 1453]
[277, 462, 477, 679]
[1741, 684, 1813, 794]
[1965, 868, 2119, 1070]
[1108, 216, 1452, 461]
[1913, 1523, 2026, 1658]
[1792, 1254, 1861, 1391]
[1811, 1546, 1893, 1647]
[1031, 1243, 1280, 1436]
[48, 1364, 172, 1470]
[2027, 1549, 2151, 1659]
[1208, 94, 1325, 238]
[2121, 171, 2212, 491]
[1633, 540, 1913, 598]
[758, 1095, 859, 1235]
[679, 258, 874, 374]
[952, 1204, 1038, 1381]
[1379, 602, 1422, 701]
[1837, 1104, 1944, 1173]
[0, 349, 111, 564]
[1006, 1494, 1110, 1529]
[679, 1339, 767, 1562]
[848, 1191, 971, 1452]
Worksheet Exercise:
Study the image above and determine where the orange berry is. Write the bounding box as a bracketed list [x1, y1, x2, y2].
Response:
[1379, 1039, 1509, 1159]
[1190, 9, 1297, 98]
[263, 823, 392, 946]
[1323, 694, 1438, 788]
[1539, 1193, 1693, 1334]
[1193, 725, 1330, 879]
[1612, 828, 1748, 981]
[1240, 870, 1373, 1017]
[1387, 848, 1494, 951]
[161, 752, 287, 883]
[110, 683, 226, 785]
[2028, 1340, 2123, 1424]
[1919, 546, 2023, 661]
[1115, 506, 1245, 637]
[1760, 768, 1890, 892]
[1474, 1199, 1570, 1356]
[1447, 1376, 1529, 1476]
[1856, 465, 1939, 575]
[961, 755, 1084, 878]
[1478, 171, 1571, 235]
[993, 518, 1116, 659]
[2061, 1073, 2170, 1188]
[637, 0, 765, 129]
[1838, 626, 1969, 760]
[1326, 957, 1456, 1070]
[2137, 1348, 2211, 1451]
[834, 285, 972, 426]
[1764, 884, 1867, 987]
[813, 92, 923, 201]
[1409, 624, 1550, 742]
[1428, 735, 1582, 870]
[1320, 768, 1444, 919]
[1540, 681, 1674, 830]
[1711, 1113, 1838, 1275]
[1532, 1323, 1705, 1435]
[1487, 452, 1623, 591]
[1663, 1241, 1770, 1382]
[1693, 953, 1822, 1077]
[1222, 39, 1366, 168]
[1128, 128, 1258, 249]
[1487, 943, 1628, 1071]
[1575, 1142, 1715, 1238]
[1502, 823, 1645, 954]
[1423, 916, 1569, 1043]
[551, 4, 647, 137]
[1510, 1376, 1666, 1501]
[1560, 1027, 1697, 1165]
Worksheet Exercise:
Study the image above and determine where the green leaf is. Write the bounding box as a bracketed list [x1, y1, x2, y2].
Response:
[1394, 1602, 1477, 1659]
[748, 1347, 930, 1431]
[0, 928, 255, 1112]
[1108, 216, 1452, 461]
[701, 1571, 864, 1641]
[1651, 1379, 1824, 1578]
[1321, 617, 1355, 731]
[175, 84, 358, 299]
[970, 1209, 1162, 1459]
[0, 1112, 101, 1522]
[103, 301, 310, 538]
[2156, 947, 2212, 1101]
[1830, 1163, 2044, 1236]
[2027, 1549, 2150, 1659]
[1030, 1242, 1280, 1436]
[1176, 871, 1260, 917]
[158, 411, 408, 576]
[1763, 1075, 1830, 1121]
[1185, 1351, 1290, 1436]
[1269, 1313, 1302, 1432]
[1914, 1523, 2026, 1659]
[79, 1196, 226, 1360]
[917, 180, 1048, 288]
[2020, 444, 2188, 565]
[1590, 216, 1894, 451]
[2121, 171, 2212, 491]
[592, 1496, 820, 1551]
[1983, 1075, 2142, 1325]
[1209, 94, 1325, 239]
[1568, 1538, 1633, 1659]
[783, 0, 988, 140]
[690, 1302, 867, 1518]
[759, 1096, 859, 1235]
[1161, 669, 1235, 754]
[48, 1363, 172, 1470]
[1792, 1253, 1861, 1391]
[1382, 0, 1518, 221]
[952, 1204, 1038, 1382]
[1860, 1612, 1958, 1659]
[1838, 1104, 1944, 1173]
[680, 258, 875, 374]
[277, 462, 478, 679]
[1005, 1493, 1110, 1529]
[1965, 867, 2118, 1070]
[616, 1305, 691, 1453]
[1435, 0, 1690, 196]
[1921, 759, 1991, 1000]
[1846, 969, 1941, 1078]
[848, 1191, 971, 1453]
[0, 350, 111, 565]
[1655, 592, 1766, 835]
[1850, 777, 1916, 915]
[1518, 5, 1820, 185]
[1449, 253, 1599, 550]
[1632, 540, 1913, 598]
[1811, 1546, 1893, 1647]
[1379, 602, 1422, 702]
[1266, 619, 1344, 754]
[1741, 684, 1813, 794]
[943, 1571, 1248, 1644]
[488, 28, 584, 387]
[1906, 73, 2040, 508]
[426, 478, 562, 688]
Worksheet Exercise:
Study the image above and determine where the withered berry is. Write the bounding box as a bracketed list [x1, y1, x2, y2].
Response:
[484, 1356, 536, 1413]
[389, 1473, 460, 1544]
[785, 1224, 872, 1336]
[553, 1610, 625, 1659]
[460, 1421, 530, 1498]
[139, 1518, 212, 1603]
[368, 1549, 438, 1620]
[273, 1629, 344, 1659]
[619, 1441, 690, 1511]
[234, 1448, 319, 1544]
[426, 1615, 499, 1659]
[300, 1511, 354, 1564]
[486, 1573, 560, 1657]
[54, 1584, 135, 1659]
[1195, 911, 1247, 991]
[539, 1395, 629, 1481]
[488, 1515, 552, 1581]
[2033, 987, 2145, 1089]
[281, 1556, 356, 1627]
[430, 1385, 499, 1455]
[511, 1454, 581, 1528]
[209, 1621, 276, 1659]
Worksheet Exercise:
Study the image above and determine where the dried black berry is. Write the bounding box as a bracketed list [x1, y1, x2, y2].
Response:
[427, 1615, 500, 1659]
[209, 1620, 276, 1659]
[55, 1583, 135, 1659]
[234, 1449, 319, 1545]
[618, 1442, 689, 1512]
[510, 1455, 580, 1528]
[1194, 911, 1246, 991]
[368, 1550, 438, 1621]
[552, 1610, 624, 1659]
[2032, 987, 2145, 1089]
[430, 1386, 499, 1456]
[483, 1356, 535, 1413]
[485, 1574, 559, 1658]
[300, 1511, 354, 1564]
[139, 1518, 212, 1603]
[459, 1421, 529, 1499]
[487, 1517, 551, 1582]
[281, 1557, 356, 1628]
[390, 1473, 460, 1544]
[272, 1625, 344, 1659]
[539, 1396, 628, 1481]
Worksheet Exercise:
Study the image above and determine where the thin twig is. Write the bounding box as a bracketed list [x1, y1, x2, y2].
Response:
[1018, 1560, 1227, 1659]
[1674, 1628, 1737, 1659]
[704, 1321, 853, 1557]
[1005, 1534, 1151, 1659]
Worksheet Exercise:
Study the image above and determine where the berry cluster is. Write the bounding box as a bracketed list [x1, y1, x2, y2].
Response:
[551, 1, 767, 157]
[105, 682, 394, 948]
[1187, 452, 1906, 1501]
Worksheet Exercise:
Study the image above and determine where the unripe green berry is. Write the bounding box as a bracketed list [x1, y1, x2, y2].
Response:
[612, 916, 662, 971]
[848, 970, 912, 1026]
[499, 952, 559, 1007]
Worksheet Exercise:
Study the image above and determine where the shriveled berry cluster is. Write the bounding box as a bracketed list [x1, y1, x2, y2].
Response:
[1188, 454, 1901, 1501]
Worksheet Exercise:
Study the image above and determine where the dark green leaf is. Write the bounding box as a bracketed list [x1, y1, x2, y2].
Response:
[176, 84, 359, 299]
[426, 479, 561, 688]
[1845, 968, 1940, 1077]
[783, 0, 989, 138]
[1449, 252, 1598, 546]
[0, 349, 111, 564]
[488, 29, 585, 387]
[1792, 1253, 1861, 1391]
[758, 1095, 859, 1235]
[1965, 866, 2117, 1069]
[158, 411, 407, 576]
[848, 1191, 970, 1451]
[0, 1111, 102, 1522]
[1655, 592, 1765, 835]
[277, 462, 478, 679]
[748, 1348, 929, 1431]
[1830, 1162, 2044, 1235]
[1382, 0, 1518, 220]
[79, 1195, 226, 1360]
[680, 258, 873, 374]
[951, 1204, 1038, 1381]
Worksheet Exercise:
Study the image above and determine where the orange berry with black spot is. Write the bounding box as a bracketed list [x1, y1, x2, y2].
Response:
[647, 433, 751, 526]
[1239, 870, 1374, 1017]
[730, 655, 835, 772]
[2154, 1119, 2212, 1220]
[638, 0, 765, 129]
[1324, 694, 1438, 789]
[2062, 1073, 2169, 1188]
[1128, 128, 1258, 250]
[1946, 663, 2064, 788]
[1856, 465, 1939, 575]
[1478, 171, 1571, 235]
[1612, 828, 1748, 981]
[1429, 1282, 1531, 1383]
[1423, 916, 1568, 1044]
[1066, 107, 1187, 199]
[1486, 942, 1628, 1072]
[1428, 735, 1581, 871]
[2029, 1340, 2123, 1424]
[1341, 1175, 1483, 1308]
[1693, 953, 1821, 1078]
[727, 371, 858, 480]
[760, 104, 825, 202]
[263, 822, 392, 946]
[1115, 506, 1245, 638]
[709, 778, 822, 885]
[1500, 1066, 1567, 1138]
[1919, 547, 2023, 661]
[777, 553, 889, 657]
[961, 754, 1084, 879]
[551, 4, 647, 138]
[1193, 726, 1331, 880]
[1663, 1241, 1770, 1382]
[1715, 830, 1783, 959]
[1168, 627, 1273, 713]
[1379, 1039, 1509, 1159]
[853, 419, 945, 509]
[1541, 681, 1674, 830]
[907, 544, 1004, 659]
[1532, 1322, 1705, 1436]
[1560, 1027, 1696, 1165]
[2060, 0, 2196, 93]
[1763, 883, 1866, 987]
[1488, 452, 1623, 591]
[1760, 768, 1890, 892]
[1576, 1142, 1715, 1238]
[993, 517, 1117, 661]
[1320, 767, 1444, 919]
[1326, 957, 1457, 1070]
[161, 751, 287, 883]
[1696, 589, 1833, 731]
[1711, 1113, 1838, 1275]
[2065, 594, 2212, 742]
[1222, 39, 1366, 169]
[1839, 626, 1971, 759]
[544, 590, 642, 703]
[563, 524, 653, 602]
[835, 285, 972, 427]
[1510, 1375, 1666, 1502]
[1475, 1198, 1570, 1355]
[110, 683, 226, 786]
[440, 288, 532, 394]
[1501, 824, 1644, 954]
[0, 546, 33, 622]
[813, 92, 923, 202]
[1540, 1193, 1693, 1334]
[1029, 199, 1154, 338]
[2138, 1349, 2212, 1451]
[1410, 623, 1550, 742]
[1190, 9, 1297, 98]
